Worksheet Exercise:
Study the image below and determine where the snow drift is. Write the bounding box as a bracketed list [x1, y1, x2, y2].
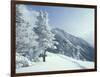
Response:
[16, 52, 94, 73]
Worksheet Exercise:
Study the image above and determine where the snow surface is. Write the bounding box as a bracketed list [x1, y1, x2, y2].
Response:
[16, 52, 94, 73]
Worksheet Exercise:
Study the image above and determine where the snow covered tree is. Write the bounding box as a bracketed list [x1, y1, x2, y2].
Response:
[16, 52, 31, 68]
[76, 45, 86, 60]
[34, 11, 57, 62]
[16, 4, 38, 62]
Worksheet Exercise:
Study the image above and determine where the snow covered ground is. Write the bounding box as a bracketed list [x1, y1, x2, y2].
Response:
[16, 52, 94, 73]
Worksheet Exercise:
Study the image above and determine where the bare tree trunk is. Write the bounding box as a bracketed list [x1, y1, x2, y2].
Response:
[43, 51, 46, 62]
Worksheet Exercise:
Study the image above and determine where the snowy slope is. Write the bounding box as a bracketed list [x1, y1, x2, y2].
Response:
[16, 52, 94, 73]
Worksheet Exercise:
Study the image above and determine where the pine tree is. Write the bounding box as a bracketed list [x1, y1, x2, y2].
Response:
[16, 4, 38, 61]
[34, 11, 57, 62]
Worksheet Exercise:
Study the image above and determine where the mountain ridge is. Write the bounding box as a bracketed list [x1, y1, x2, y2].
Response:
[47, 28, 94, 61]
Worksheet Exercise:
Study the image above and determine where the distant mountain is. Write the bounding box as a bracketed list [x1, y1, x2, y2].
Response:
[47, 28, 94, 61]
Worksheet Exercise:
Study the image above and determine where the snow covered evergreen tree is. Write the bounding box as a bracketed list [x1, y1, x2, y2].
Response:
[34, 11, 57, 62]
[16, 4, 38, 63]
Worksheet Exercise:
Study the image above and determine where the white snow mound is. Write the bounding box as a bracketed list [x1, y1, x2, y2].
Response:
[16, 52, 94, 73]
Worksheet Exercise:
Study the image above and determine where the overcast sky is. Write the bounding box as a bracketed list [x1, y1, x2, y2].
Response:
[25, 4, 94, 46]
